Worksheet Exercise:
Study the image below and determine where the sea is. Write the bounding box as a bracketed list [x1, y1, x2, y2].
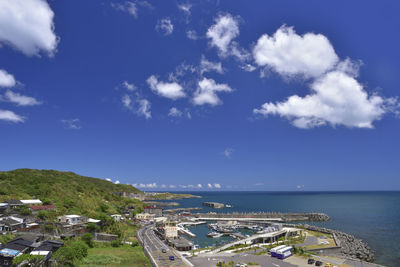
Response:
[161, 191, 400, 267]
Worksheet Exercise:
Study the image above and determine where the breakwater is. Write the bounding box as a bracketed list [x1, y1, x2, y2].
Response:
[300, 224, 374, 262]
[193, 212, 330, 222]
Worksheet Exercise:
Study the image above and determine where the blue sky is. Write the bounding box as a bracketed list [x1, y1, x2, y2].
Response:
[0, 0, 399, 191]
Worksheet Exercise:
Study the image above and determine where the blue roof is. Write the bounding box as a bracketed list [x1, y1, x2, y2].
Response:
[0, 248, 20, 257]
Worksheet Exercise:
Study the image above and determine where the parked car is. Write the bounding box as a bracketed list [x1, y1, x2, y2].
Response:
[308, 259, 315, 264]
[162, 248, 167, 253]
[169, 255, 175, 261]
[315, 261, 323, 266]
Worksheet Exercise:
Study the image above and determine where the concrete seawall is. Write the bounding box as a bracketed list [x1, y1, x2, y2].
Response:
[194, 212, 330, 222]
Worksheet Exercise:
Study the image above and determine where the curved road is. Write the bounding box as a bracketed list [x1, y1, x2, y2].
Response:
[138, 226, 190, 267]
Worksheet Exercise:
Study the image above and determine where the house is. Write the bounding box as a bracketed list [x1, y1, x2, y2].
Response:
[0, 237, 35, 266]
[0, 216, 26, 232]
[135, 213, 155, 221]
[30, 240, 63, 257]
[87, 218, 101, 224]
[29, 205, 56, 214]
[20, 200, 42, 206]
[144, 206, 163, 217]
[4, 200, 22, 208]
[57, 215, 87, 225]
[164, 220, 178, 239]
[166, 237, 193, 251]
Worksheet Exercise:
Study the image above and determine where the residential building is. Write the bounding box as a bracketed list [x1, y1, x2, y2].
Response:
[20, 200, 42, 206]
[135, 213, 155, 221]
[57, 215, 87, 225]
[144, 206, 163, 217]
[164, 220, 178, 238]
[29, 205, 56, 214]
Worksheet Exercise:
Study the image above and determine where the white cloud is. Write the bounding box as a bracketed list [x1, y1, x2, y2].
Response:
[147, 75, 185, 100]
[0, 70, 16, 87]
[123, 81, 136, 91]
[138, 182, 157, 188]
[224, 147, 234, 158]
[169, 185, 176, 188]
[156, 18, 174, 36]
[186, 30, 199, 40]
[214, 183, 221, 189]
[122, 94, 151, 119]
[0, 109, 24, 123]
[3, 90, 41, 106]
[207, 183, 213, 188]
[296, 185, 305, 189]
[193, 78, 232, 106]
[111, 2, 138, 18]
[207, 13, 239, 56]
[122, 94, 132, 109]
[0, 0, 58, 56]
[206, 13, 250, 62]
[161, 184, 167, 188]
[240, 64, 256, 72]
[106, 178, 112, 182]
[200, 56, 223, 74]
[197, 184, 202, 188]
[168, 107, 183, 117]
[137, 99, 151, 119]
[253, 25, 339, 79]
[254, 70, 395, 129]
[115, 180, 120, 184]
[178, 3, 191, 15]
[61, 118, 81, 129]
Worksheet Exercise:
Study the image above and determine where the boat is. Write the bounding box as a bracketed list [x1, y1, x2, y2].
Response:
[207, 232, 223, 238]
[225, 204, 232, 208]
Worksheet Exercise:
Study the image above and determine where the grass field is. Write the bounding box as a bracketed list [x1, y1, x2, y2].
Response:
[78, 245, 151, 267]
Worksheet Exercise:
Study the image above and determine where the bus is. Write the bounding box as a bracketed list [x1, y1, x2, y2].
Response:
[270, 245, 287, 257]
[276, 246, 293, 259]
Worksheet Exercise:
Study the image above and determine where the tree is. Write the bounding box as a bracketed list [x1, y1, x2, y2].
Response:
[12, 254, 44, 266]
[52, 247, 75, 267]
[81, 233, 94, 248]
[37, 210, 48, 220]
[86, 222, 99, 233]
[70, 241, 89, 259]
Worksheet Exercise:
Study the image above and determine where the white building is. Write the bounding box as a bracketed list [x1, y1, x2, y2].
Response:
[164, 221, 178, 238]
[20, 199, 42, 205]
[57, 215, 86, 225]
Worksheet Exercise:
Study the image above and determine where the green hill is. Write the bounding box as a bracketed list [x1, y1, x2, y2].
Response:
[0, 169, 144, 218]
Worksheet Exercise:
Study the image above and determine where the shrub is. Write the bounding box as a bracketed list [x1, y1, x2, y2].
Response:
[111, 239, 121, 247]
[86, 222, 100, 233]
[81, 233, 94, 248]
[37, 210, 48, 220]
[131, 239, 139, 247]
[71, 241, 89, 259]
[12, 254, 44, 266]
[52, 247, 75, 267]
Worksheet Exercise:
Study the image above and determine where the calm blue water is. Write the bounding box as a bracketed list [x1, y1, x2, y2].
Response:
[164, 191, 400, 266]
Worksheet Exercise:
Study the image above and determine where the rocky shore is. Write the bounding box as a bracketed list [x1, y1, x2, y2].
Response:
[301, 224, 375, 262]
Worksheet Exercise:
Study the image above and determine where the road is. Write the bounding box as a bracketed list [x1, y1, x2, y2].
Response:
[189, 252, 297, 267]
[138, 225, 190, 267]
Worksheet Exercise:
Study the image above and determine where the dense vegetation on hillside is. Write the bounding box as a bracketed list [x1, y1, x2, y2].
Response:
[0, 169, 144, 218]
